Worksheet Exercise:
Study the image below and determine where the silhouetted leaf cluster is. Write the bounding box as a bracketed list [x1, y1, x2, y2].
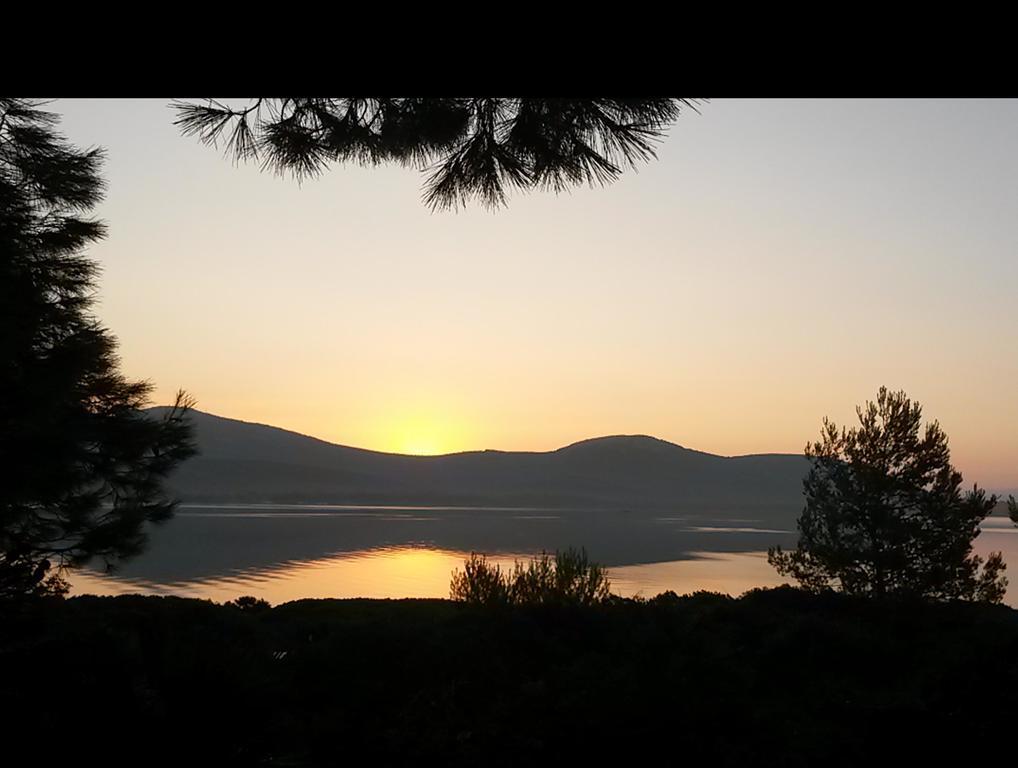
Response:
[225, 595, 272, 612]
[172, 98, 701, 209]
[0, 98, 196, 601]
[769, 387, 1006, 602]
[450, 547, 611, 606]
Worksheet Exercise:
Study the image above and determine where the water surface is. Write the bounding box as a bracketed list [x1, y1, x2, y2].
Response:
[67, 506, 1018, 606]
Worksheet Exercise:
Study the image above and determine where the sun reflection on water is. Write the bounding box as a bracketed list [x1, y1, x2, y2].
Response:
[66, 516, 1018, 607]
[70, 547, 526, 604]
[68, 546, 786, 605]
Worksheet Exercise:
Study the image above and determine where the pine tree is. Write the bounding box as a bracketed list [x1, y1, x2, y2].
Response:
[0, 99, 196, 600]
[173, 98, 700, 210]
[768, 387, 1007, 603]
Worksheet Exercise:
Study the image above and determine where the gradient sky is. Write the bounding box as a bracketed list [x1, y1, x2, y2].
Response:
[54, 99, 1018, 490]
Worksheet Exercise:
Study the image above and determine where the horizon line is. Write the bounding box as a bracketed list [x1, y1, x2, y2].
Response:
[146, 404, 806, 462]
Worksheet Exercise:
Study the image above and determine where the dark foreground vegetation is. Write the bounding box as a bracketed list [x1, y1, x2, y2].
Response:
[4, 588, 1017, 766]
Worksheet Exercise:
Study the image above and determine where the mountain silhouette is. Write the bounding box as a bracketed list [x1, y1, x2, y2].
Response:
[150, 408, 809, 522]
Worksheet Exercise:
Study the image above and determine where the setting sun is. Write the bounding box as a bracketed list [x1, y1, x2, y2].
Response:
[386, 411, 468, 455]
[397, 437, 447, 456]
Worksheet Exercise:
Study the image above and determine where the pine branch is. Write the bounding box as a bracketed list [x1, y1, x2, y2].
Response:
[171, 97, 704, 209]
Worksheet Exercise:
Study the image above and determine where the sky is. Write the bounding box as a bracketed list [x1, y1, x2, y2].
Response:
[54, 99, 1018, 491]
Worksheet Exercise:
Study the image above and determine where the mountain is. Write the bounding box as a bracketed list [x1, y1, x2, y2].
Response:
[148, 408, 810, 521]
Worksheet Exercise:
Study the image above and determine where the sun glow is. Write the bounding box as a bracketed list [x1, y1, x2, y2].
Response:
[387, 411, 468, 456]
[398, 437, 447, 456]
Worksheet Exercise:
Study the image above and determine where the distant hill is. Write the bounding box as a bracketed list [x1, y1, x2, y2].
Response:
[147, 408, 810, 521]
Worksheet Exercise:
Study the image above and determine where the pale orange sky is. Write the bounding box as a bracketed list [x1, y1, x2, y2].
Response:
[56, 99, 1018, 490]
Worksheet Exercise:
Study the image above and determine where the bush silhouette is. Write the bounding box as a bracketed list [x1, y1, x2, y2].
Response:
[450, 548, 611, 606]
[449, 554, 511, 606]
[509, 548, 612, 606]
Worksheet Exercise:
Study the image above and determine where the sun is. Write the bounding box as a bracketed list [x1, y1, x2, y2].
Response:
[397, 436, 447, 456]
[387, 411, 466, 456]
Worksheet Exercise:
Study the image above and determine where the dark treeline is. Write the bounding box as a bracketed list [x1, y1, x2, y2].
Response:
[5, 589, 1017, 766]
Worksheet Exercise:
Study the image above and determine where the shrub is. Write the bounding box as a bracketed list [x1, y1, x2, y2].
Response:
[449, 554, 511, 605]
[510, 548, 612, 606]
[451, 548, 612, 606]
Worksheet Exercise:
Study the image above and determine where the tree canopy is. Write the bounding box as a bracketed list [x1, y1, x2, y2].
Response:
[768, 387, 1006, 603]
[172, 98, 700, 210]
[0, 98, 196, 600]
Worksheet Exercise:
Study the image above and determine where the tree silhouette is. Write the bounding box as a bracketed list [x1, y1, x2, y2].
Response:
[0, 99, 196, 600]
[172, 98, 701, 210]
[1010, 495, 1018, 527]
[768, 388, 1007, 603]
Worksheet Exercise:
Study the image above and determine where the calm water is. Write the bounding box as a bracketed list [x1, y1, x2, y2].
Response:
[67, 506, 1018, 607]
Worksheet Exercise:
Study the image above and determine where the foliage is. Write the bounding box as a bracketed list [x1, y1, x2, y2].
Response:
[8, 591, 1018, 765]
[1010, 495, 1018, 527]
[449, 553, 511, 605]
[769, 387, 1006, 602]
[0, 98, 196, 601]
[225, 595, 272, 612]
[508, 548, 612, 605]
[450, 547, 612, 606]
[172, 98, 702, 210]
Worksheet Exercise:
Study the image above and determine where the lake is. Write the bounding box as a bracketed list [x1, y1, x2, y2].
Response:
[67, 505, 1018, 607]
